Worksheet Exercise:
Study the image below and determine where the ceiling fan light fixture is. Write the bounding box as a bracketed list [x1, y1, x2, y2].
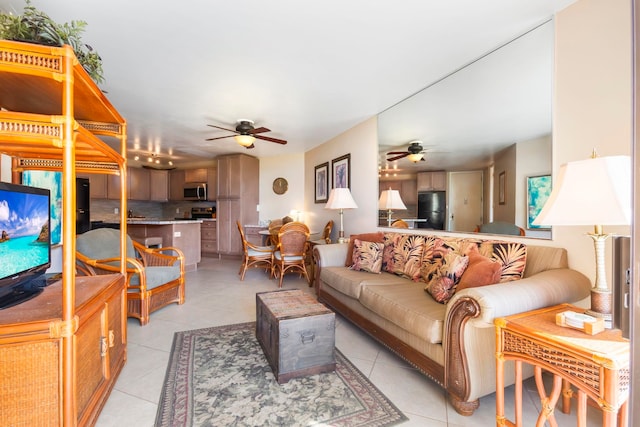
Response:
[235, 134, 256, 147]
[407, 153, 425, 163]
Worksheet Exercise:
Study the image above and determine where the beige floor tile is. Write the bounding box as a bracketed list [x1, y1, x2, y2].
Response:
[97, 257, 597, 426]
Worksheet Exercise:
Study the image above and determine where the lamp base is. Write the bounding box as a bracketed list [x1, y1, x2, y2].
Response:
[337, 230, 347, 244]
[585, 288, 612, 329]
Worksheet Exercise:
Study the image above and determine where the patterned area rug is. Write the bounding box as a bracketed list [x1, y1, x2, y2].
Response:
[156, 322, 407, 427]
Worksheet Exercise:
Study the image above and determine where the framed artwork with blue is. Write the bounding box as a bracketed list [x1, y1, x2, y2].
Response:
[22, 170, 62, 244]
[526, 174, 551, 230]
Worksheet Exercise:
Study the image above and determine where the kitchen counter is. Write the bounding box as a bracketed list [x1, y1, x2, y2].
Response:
[126, 218, 203, 224]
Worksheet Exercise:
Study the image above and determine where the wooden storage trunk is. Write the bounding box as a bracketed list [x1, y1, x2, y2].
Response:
[256, 290, 335, 383]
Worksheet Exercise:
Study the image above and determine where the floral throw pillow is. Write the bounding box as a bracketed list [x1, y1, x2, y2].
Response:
[382, 232, 403, 273]
[424, 252, 469, 304]
[350, 239, 384, 274]
[420, 237, 460, 284]
[475, 240, 527, 283]
[392, 234, 426, 281]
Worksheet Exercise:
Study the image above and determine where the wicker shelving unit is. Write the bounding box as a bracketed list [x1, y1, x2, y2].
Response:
[0, 40, 128, 426]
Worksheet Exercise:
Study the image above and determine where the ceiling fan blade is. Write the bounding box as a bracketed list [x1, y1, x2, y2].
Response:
[207, 124, 238, 133]
[249, 127, 270, 134]
[387, 153, 409, 161]
[205, 134, 235, 141]
[255, 134, 287, 145]
[387, 151, 409, 155]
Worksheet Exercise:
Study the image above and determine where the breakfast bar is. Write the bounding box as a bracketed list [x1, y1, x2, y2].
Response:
[127, 219, 202, 270]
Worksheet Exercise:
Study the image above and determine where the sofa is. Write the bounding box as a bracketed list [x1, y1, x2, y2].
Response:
[313, 231, 591, 416]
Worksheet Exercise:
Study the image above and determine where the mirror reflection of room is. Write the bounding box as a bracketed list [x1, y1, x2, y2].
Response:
[378, 20, 553, 239]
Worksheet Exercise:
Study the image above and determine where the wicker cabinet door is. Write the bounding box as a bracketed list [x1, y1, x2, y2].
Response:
[76, 304, 108, 421]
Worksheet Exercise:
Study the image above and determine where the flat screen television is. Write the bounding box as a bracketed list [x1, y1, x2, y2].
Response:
[0, 182, 51, 309]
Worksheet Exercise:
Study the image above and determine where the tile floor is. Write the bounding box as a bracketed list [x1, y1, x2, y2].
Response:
[96, 257, 603, 427]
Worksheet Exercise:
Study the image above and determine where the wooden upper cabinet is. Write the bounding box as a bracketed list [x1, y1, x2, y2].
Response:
[149, 169, 169, 201]
[417, 171, 446, 192]
[77, 173, 108, 199]
[169, 170, 186, 201]
[401, 179, 417, 204]
[207, 166, 217, 201]
[107, 173, 122, 200]
[128, 167, 150, 200]
[184, 168, 208, 183]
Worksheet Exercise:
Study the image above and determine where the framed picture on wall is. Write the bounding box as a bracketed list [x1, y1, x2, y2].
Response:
[526, 174, 552, 230]
[314, 162, 329, 203]
[498, 171, 506, 205]
[331, 153, 350, 189]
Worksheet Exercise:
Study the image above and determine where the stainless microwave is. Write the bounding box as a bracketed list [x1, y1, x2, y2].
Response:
[183, 183, 207, 200]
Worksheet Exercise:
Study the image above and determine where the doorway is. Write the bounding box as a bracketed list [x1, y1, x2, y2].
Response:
[447, 171, 483, 232]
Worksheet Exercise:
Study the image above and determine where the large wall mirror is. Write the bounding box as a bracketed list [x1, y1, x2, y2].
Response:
[377, 20, 553, 239]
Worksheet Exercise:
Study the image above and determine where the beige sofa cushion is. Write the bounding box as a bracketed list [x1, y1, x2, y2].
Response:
[320, 267, 409, 299]
[359, 282, 446, 344]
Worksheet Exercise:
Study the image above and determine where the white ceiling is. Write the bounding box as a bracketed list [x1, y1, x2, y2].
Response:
[0, 0, 577, 168]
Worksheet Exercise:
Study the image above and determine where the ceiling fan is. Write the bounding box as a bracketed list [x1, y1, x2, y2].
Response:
[205, 119, 287, 149]
[386, 141, 427, 163]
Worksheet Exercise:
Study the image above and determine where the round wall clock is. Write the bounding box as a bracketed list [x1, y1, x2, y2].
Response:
[272, 177, 288, 195]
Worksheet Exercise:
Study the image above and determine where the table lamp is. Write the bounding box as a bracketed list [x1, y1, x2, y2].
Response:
[533, 153, 631, 328]
[378, 188, 407, 226]
[325, 188, 358, 243]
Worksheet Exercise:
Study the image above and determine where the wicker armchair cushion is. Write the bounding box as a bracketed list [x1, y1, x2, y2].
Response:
[129, 265, 181, 290]
[77, 228, 136, 263]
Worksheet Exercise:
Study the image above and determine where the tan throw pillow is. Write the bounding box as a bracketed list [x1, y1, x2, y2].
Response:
[350, 239, 384, 274]
[344, 232, 384, 266]
[457, 245, 502, 291]
[424, 252, 469, 304]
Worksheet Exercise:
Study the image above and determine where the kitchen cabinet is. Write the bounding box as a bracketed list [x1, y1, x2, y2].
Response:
[417, 171, 446, 191]
[169, 169, 186, 201]
[380, 179, 417, 205]
[0, 40, 128, 425]
[401, 179, 418, 204]
[216, 154, 259, 256]
[78, 173, 108, 199]
[129, 167, 150, 200]
[184, 168, 208, 183]
[149, 169, 169, 201]
[201, 220, 218, 256]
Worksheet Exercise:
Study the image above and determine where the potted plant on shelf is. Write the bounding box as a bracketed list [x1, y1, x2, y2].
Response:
[0, 0, 104, 84]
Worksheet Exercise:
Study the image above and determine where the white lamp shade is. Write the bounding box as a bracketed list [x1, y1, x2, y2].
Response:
[235, 134, 255, 147]
[325, 188, 358, 210]
[533, 155, 631, 226]
[378, 189, 407, 210]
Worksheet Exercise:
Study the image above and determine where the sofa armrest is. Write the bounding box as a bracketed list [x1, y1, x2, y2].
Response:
[442, 268, 591, 407]
[446, 268, 591, 326]
[313, 243, 349, 268]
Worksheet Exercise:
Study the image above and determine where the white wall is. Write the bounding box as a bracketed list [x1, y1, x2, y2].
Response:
[304, 117, 379, 241]
[259, 152, 305, 224]
[553, 0, 632, 282]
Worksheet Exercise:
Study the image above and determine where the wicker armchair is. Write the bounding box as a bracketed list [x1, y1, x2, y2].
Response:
[237, 221, 275, 280]
[76, 228, 185, 326]
[272, 221, 310, 288]
[390, 219, 409, 228]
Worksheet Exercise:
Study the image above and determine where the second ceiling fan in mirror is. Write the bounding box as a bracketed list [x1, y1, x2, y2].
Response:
[386, 141, 429, 163]
[206, 119, 287, 149]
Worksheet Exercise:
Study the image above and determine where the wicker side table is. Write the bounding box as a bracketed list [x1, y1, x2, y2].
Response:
[495, 304, 630, 427]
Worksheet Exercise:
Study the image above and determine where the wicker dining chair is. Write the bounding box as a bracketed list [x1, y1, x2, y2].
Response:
[237, 221, 275, 280]
[272, 221, 310, 288]
[76, 228, 185, 326]
[390, 219, 409, 228]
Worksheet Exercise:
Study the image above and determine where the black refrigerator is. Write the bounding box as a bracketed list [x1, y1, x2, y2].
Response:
[76, 177, 91, 234]
[417, 191, 446, 230]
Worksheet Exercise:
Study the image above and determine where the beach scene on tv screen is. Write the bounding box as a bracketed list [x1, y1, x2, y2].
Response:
[0, 190, 50, 278]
